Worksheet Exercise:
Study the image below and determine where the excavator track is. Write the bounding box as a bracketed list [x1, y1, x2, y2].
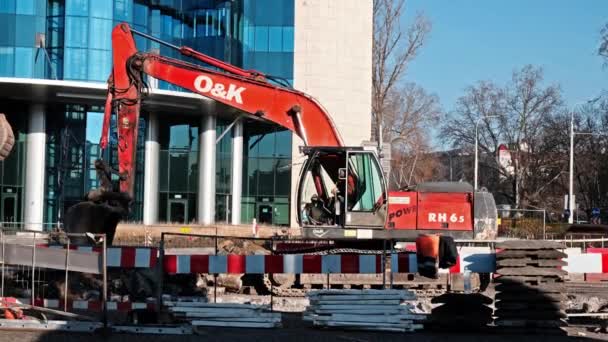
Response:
[257, 247, 463, 297]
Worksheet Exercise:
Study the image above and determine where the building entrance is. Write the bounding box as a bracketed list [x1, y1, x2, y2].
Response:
[168, 199, 188, 223]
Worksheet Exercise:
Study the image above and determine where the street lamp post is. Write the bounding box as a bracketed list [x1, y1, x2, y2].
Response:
[568, 99, 598, 224]
[568, 111, 575, 224]
[474, 115, 498, 191]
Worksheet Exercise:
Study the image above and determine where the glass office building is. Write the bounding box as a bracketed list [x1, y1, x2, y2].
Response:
[0, 0, 294, 227]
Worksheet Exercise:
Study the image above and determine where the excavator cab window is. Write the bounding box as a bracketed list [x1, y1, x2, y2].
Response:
[342, 150, 387, 228]
[346, 152, 384, 212]
[297, 149, 387, 228]
[298, 150, 349, 226]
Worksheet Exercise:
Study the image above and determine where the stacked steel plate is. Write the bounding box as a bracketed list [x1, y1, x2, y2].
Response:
[494, 240, 568, 334]
[429, 293, 494, 331]
[165, 296, 282, 328]
[303, 289, 425, 332]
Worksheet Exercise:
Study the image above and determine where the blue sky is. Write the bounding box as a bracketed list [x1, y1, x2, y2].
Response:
[401, 1, 607, 115]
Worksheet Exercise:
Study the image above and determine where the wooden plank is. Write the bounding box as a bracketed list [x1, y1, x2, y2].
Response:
[495, 283, 565, 293]
[308, 314, 425, 323]
[312, 322, 420, 333]
[163, 301, 212, 307]
[496, 258, 566, 267]
[316, 320, 421, 329]
[169, 303, 268, 309]
[308, 289, 412, 296]
[308, 299, 402, 305]
[190, 320, 279, 328]
[494, 276, 564, 285]
[494, 302, 565, 311]
[310, 304, 408, 310]
[494, 309, 566, 319]
[496, 267, 566, 276]
[194, 317, 282, 323]
[431, 293, 493, 305]
[310, 309, 410, 315]
[496, 250, 566, 259]
[184, 312, 278, 319]
[494, 319, 567, 328]
[308, 295, 413, 301]
[495, 292, 566, 302]
[170, 307, 265, 313]
[496, 240, 564, 250]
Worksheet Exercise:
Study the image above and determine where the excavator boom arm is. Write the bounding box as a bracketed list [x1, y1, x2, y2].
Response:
[103, 23, 343, 197]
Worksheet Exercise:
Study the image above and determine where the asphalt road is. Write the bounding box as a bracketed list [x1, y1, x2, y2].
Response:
[0, 314, 605, 342]
[0, 328, 605, 342]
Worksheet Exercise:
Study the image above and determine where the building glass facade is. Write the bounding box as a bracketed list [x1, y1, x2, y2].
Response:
[158, 116, 199, 223]
[0, 0, 294, 226]
[0, 105, 27, 226]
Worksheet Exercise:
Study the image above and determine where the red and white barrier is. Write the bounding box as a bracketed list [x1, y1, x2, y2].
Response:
[42, 245, 158, 268]
[0, 297, 155, 312]
[163, 254, 383, 274]
[564, 248, 608, 274]
[106, 247, 157, 268]
[36, 245, 606, 275]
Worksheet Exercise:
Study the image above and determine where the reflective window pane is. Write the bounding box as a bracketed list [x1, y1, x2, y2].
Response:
[65, 16, 88, 48]
[275, 158, 291, 196]
[114, 0, 133, 22]
[282, 26, 294, 52]
[169, 124, 191, 149]
[133, 2, 148, 27]
[14, 47, 33, 77]
[0, 14, 16, 46]
[169, 151, 188, 192]
[0, 0, 14, 13]
[15, 15, 36, 47]
[87, 49, 111, 81]
[268, 26, 282, 52]
[257, 158, 274, 195]
[63, 47, 87, 79]
[254, 26, 268, 51]
[89, 18, 112, 50]
[188, 151, 198, 192]
[274, 130, 291, 157]
[90, 0, 112, 19]
[0, 47, 14, 76]
[159, 150, 168, 192]
[65, 0, 88, 16]
[16, 0, 34, 14]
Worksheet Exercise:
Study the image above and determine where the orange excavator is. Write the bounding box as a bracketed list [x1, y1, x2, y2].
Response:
[101, 23, 497, 243]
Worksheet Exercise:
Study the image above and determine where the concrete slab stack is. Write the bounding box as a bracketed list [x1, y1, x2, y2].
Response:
[494, 240, 568, 334]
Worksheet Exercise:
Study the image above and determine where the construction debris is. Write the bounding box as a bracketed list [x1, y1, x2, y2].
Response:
[494, 240, 568, 334]
[303, 289, 425, 332]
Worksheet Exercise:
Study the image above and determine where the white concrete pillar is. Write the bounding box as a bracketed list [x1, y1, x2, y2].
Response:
[230, 120, 243, 225]
[24, 104, 46, 231]
[143, 112, 159, 225]
[198, 115, 216, 225]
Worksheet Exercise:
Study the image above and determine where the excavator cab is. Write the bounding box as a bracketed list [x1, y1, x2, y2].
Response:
[297, 146, 388, 237]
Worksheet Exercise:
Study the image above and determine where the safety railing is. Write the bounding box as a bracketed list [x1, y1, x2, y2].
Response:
[0, 228, 108, 324]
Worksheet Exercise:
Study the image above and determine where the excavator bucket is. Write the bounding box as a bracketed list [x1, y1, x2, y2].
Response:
[0, 114, 14, 161]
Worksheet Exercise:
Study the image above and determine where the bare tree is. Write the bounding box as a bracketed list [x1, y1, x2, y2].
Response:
[384, 83, 441, 189]
[372, 0, 431, 144]
[440, 65, 564, 209]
